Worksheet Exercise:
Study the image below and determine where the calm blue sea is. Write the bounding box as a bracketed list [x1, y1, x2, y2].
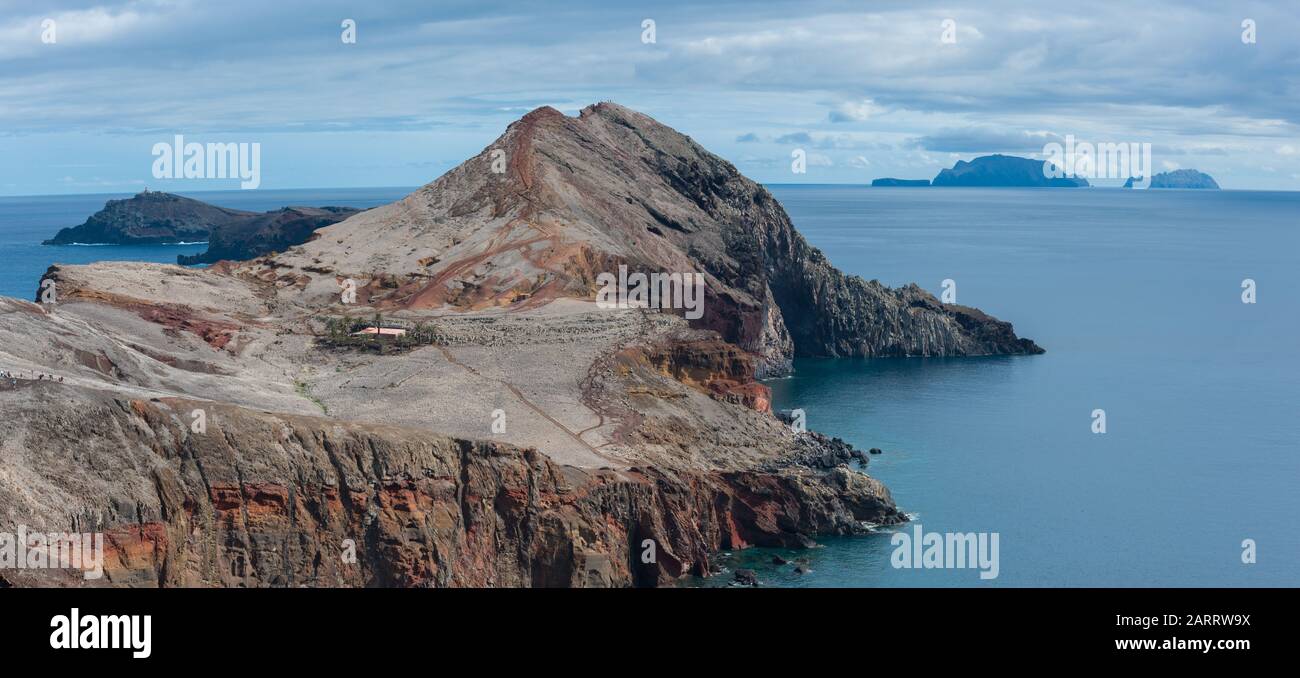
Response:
[1, 185, 1296, 587]
[713, 185, 1299, 587]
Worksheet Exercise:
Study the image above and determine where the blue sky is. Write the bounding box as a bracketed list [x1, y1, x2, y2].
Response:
[1, 0, 1297, 194]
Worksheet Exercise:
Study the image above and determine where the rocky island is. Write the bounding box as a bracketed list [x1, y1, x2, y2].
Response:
[932, 154, 1089, 187]
[43, 190, 360, 264]
[1, 104, 1041, 587]
[872, 178, 930, 187]
[1125, 169, 1220, 189]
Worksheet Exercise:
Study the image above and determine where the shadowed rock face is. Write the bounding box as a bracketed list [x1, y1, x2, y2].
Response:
[176, 206, 361, 265]
[270, 103, 1042, 374]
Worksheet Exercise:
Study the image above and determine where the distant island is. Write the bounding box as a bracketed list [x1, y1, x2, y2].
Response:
[931, 154, 1089, 187]
[872, 178, 930, 187]
[43, 190, 361, 264]
[1124, 169, 1220, 189]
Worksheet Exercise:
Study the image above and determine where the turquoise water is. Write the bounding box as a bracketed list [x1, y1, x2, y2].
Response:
[708, 186, 1299, 587]
[2, 186, 1296, 587]
[0, 188, 412, 300]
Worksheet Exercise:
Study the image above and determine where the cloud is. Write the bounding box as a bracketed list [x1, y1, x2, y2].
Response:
[775, 132, 813, 145]
[828, 99, 886, 123]
[909, 127, 1064, 153]
[2, 0, 1299, 192]
[0, 3, 166, 59]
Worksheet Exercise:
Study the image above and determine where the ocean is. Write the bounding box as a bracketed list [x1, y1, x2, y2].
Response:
[1, 185, 1296, 587]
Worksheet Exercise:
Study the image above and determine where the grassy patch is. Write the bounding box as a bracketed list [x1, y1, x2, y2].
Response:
[295, 379, 329, 415]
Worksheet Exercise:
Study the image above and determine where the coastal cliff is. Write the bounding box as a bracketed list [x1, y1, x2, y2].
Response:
[0, 383, 898, 587]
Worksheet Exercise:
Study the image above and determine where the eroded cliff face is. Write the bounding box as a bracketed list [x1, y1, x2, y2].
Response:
[576, 105, 1045, 362]
[0, 385, 899, 588]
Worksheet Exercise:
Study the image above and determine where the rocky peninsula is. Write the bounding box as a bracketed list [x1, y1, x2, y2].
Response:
[43, 191, 359, 264]
[1, 104, 1041, 587]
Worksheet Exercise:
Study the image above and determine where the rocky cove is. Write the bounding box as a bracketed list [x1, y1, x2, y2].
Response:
[0, 103, 1041, 587]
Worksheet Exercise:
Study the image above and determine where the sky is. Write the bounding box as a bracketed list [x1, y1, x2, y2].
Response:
[0, 0, 1297, 195]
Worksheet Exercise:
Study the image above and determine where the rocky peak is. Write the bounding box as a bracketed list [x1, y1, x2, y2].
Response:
[267, 104, 1042, 374]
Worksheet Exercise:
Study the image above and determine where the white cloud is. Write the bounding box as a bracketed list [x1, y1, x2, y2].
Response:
[829, 99, 886, 123]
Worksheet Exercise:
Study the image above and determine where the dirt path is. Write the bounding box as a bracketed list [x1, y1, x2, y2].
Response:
[432, 345, 623, 466]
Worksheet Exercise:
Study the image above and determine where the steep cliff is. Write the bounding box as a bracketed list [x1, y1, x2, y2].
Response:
[0, 383, 899, 587]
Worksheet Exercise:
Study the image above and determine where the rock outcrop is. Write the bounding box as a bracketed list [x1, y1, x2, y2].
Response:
[176, 206, 361, 265]
[43, 191, 253, 245]
[932, 154, 1089, 188]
